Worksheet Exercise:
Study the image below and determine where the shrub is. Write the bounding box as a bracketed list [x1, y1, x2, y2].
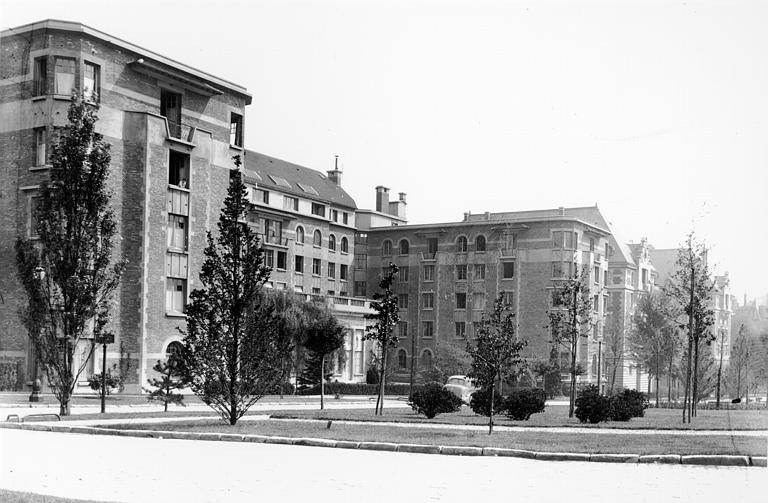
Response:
[574, 384, 611, 424]
[408, 382, 463, 419]
[87, 367, 122, 396]
[608, 394, 633, 421]
[469, 386, 505, 417]
[269, 381, 295, 395]
[366, 367, 379, 385]
[505, 388, 546, 421]
[0, 362, 20, 391]
[617, 388, 649, 417]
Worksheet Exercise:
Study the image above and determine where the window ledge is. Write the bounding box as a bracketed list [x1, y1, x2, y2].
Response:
[165, 312, 187, 318]
[29, 165, 51, 172]
[168, 184, 190, 192]
[31, 95, 47, 102]
[229, 144, 244, 151]
[53, 94, 72, 101]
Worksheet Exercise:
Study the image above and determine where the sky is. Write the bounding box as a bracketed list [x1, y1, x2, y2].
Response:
[2, 0, 766, 301]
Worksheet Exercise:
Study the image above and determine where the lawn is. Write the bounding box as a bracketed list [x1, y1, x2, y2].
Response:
[266, 403, 768, 430]
[104, 418, 767, 456]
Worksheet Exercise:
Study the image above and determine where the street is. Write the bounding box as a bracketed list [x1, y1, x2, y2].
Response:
[0, 429, 764, 502]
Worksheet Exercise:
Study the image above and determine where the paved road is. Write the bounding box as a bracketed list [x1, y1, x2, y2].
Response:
[0, 429, 764, 502]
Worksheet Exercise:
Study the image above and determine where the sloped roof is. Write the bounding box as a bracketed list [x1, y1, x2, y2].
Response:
[243, 151, 357, 209]
[562, 206, 635, 265]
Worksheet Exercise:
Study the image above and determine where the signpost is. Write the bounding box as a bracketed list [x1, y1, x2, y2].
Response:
[94, 333, 114, 413]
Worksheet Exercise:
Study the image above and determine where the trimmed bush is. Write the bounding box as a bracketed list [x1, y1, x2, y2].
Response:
[87, 370, 122, 396]
[469, 386, 505, 417]
[408, 382, 463, 419]
[574, 384, 611, 424]
[505, 388, 546, 421]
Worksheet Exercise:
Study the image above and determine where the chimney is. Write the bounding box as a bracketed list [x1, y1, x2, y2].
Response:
[375, 186, 390, 213]
[399, 192, 407, 204]
[388, 193, 407, 219]
[326, 155, 342, 186]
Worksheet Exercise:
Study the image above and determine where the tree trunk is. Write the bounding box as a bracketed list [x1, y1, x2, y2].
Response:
[377, 345, 388, 416]
[667, 356, 673, 403]
[655, 359, 660, 408]
[320, 354, 325, 411]
[59, 388, 71, 416]
[488, 381, 495, 435]
[692, 337, 699, 417]
[610, 357, 618, 395]
[715, 333, 724, 410]
[684, 337, 692, 423]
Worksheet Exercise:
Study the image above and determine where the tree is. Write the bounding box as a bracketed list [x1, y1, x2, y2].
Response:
[603, 314, 624, 395]
[263, 291, 313, 395]
[547, 265, 595, 418]
[178, 156, 287, 425]
[466, 294, 527, 434]
[528, 347, 561, 399]
[301, 308, 346, 410]
[363, 263, 400, 415]
[420, 339, 472, 384]
[15, 95, 125, 416]
[664, 233, 714, 422]
[145, 358, 186, 412]
[630, 292, 675, 407]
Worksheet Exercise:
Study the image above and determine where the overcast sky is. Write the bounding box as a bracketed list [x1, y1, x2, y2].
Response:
[2, 0, 766, 301]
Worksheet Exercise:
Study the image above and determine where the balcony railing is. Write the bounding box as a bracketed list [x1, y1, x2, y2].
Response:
[166, 119, 196, 143]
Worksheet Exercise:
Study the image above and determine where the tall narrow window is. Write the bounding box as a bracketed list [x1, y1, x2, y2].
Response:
[457, 236, 467, 253]
[422, 292, 434, 309]
[166, 278, 187, 314]
[382, 240, 392, 255]
[34, 128, 47, 166]
[27, 195, 40, 238]
[296, 226, 305, 244]
[83, 62, 100, 102]
[33, 57, 47, 96]
[294, 255, 304, 273]
[427, 238, 438, 257]
[423, 265, 435, 281]
[340, 264, 348, 281]
[160, 90, 182, 138]
[54, 57, 75, 95]
[230, 112, 243, 147]
[456, 293, 467, 309]
[399, 239, 409, 255]
[502, 261, 515, 279]
[312, 258, 321, 276]
[456, 265, 467, 280]
[340, 237, 349, 254]
[328, 234, 336, 251]
[475, 235, 486, 252]
[313, 229, 322, 247]
[328, 262, 336, 279]
[166, 214, 188, 250]
[168, 151, 190, 187]
[455, 322, 466, 338]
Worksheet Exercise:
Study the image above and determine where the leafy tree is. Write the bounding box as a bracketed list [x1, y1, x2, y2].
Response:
[301, 308, 346, 409]
[664, 233, 715, 422]
[15, 95, 125, 416]
[529, 346, 562, 399]
[178, 156, 287, 425]
[364, 263, 400, 415]
[420, 339, 472, 385]
[630, 292, 675, 407]
[466, 294, 527, 434]
[264, 292, 314, 395]
[145, 358, 186, 412]
[408, 382, 463, 419]
[547, 266, 595, 418]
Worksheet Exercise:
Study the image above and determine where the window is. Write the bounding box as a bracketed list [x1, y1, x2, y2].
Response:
[552, 261, 573, 278]
[473, 293, 485, 310]
[166, 278, 186, 314]
[589, 237, 595, 252]
[343, 212, 349, 225]
[33, 57, 47, 96]
[399, 266, 409, 282]
[474, 264, 485, 280]
[328, 262, 336, 279]
[422, 322, 434, 339]
[456, 293, 467, 309]
[397, 349, 408, 370]
[502, 261, 515, 279]
[398, 294, 409, 309]
[399, 322, 408, 338]
[551, 290, 564, 308]
[331, 209, 339, 222]
[313, 229, 322, 247]
[604, 270, 609, 288]
[255, 189, 269, 204]
[605, 242, 610, 258]
[296, 226, 305, 244]
[230, 113, 243, 147]
[295, 255, 304, 273]
[34, 128, 47, 166]
[503, 291, 514, 307]
[165, 341, 183, 360]
[328, 234, 336, 251]
[311, 203, 325, 217]
[399, 239, 409, 255]
[422, 292, 434, 309]
[553, 231, 578, 249]
[594, 266, 600, 284]
[259, 218, 282, 244]
[354, 281, 366, 297]
[420, 350, 433, 371]
[83, 62, 100, 102]
[455, 322, 466, 338]
[264, 249, 274, 268]
[168, 151, 189, 188]
[456, 264, 467, 280]
[475, 235, 486, 252]
[423, 265, 435, 281]
[27, 194, 40, 238]
[277, 251, 287, 270]
[340, 264, 348, 281]
[160, 89, 182, 138]
[382, 240, 392, 255]
[54, 57, 75, 95]
[340, 237, 349, 254]
[457, 236, 467, 253]
[283, 196, 299, 211]
[427, 238, 438, 256]
[166, 214, 187, 250]
[312, 258, 321, 276]
[593, 295, 599, 312]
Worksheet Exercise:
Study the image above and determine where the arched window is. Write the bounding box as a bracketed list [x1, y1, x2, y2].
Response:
[328, 234, 336, 251]
[296, 226, 305, 244]
[475, 235, 486, 252]
[420, 349, 433, 370]
[166, 341, 183, 360]
[313, 229, 322, 247]
[341, 236, 349, 254]
[456, 236, 467, 253]
[397, 349, 407, 370]
[382, 240, 392, 255]
[399, 239, 409, 255]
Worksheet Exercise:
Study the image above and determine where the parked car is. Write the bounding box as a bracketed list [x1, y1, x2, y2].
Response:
[443, 375, 477, 404]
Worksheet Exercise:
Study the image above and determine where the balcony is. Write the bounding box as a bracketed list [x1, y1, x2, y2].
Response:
[165, 119, 196, 144]
[421, 252, 437, 261]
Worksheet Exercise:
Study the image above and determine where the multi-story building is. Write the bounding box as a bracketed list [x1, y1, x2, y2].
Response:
[363, 205, 613, 387]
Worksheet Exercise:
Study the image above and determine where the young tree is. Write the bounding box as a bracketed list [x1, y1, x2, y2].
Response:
[420, 339, 472, 384]
[301, 308, 346, 409]
[664, 233, 714, 422]
[547, 266, 595, 418]
[15, 95, 125, 416]
[363, 263, 400, 415]
[145, 358, 186, 412]
[466, 294, 527, 434]
[178, 156, 287, 425]
[630, 292, 674, 407]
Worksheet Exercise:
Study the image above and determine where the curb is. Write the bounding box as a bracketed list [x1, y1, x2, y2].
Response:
[3, 421, 764, 468]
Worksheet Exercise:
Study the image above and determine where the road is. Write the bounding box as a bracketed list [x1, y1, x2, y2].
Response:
[0, 429, 764, 502]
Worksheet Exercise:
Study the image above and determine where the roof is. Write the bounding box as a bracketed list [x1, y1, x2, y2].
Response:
[0, 19, 251, 103]
[650, 248, 679, 286]
[243, 150, 357, 209]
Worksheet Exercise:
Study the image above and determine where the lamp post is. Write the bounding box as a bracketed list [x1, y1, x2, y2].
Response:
[94, 333, 114, 413]
[597, 340, 602, 394]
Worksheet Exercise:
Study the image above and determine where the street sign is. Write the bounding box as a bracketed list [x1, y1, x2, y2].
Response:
[95, 334, 114, 345]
